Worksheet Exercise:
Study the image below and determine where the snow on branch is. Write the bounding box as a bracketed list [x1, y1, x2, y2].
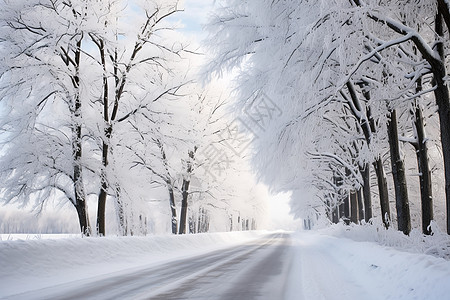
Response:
[307, 151, 362, 186]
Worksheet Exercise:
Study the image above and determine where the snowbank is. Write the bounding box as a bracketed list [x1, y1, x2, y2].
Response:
[0, 231, 266, 298]
[319, 221, 450, 260]
[288, 231, 450, 300]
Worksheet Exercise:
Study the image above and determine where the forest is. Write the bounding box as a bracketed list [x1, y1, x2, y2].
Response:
[1, 0, 450, 237]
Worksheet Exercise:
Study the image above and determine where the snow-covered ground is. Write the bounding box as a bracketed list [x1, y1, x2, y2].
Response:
[1, 230, 450, 299]
[288, 231, 450, 300]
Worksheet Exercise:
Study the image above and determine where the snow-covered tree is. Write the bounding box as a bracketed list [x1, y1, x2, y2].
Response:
[206, 0, 449, 234]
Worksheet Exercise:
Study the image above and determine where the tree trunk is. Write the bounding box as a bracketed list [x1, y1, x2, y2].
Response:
[179, 149, 195, 234]
[357, 188, 364, 222]
[73, 125, 90, 235]
[97, 175, 107, 236]
[168, 186, 178, 234]
[114, 185, 127, 236]
[74, 200, 90, 236]
[94, 37, 111, 237]
[96, 137, 109, 236]
[414, 107, 434, 234]
[343, 194, 350, 224]
[72, 37, 90, 236]
[387, 108, 411, 235]
[433, 11, 450, 234]
[414, 83, 434, 235]
[156, 140, 178, 234]
[360, 163, 373, 222]
[332, 205, 339, 224]
[179, 178, 190, 234]
[373, 157, 390, 227]
[350, 190, 358, 224]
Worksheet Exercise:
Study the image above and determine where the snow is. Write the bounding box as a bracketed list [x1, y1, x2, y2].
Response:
[287, 231, 450, 300]
[1, 230, 450, 299]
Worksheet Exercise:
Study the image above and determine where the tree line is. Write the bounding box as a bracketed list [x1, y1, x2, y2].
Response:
[0, 0, 266, 236]
[206, 0, 450, 235]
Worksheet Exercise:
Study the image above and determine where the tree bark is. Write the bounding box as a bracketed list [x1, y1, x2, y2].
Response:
[373, 157, 391, 227]
[360, 163, 372, 222]
[96, 134, 110, 236]
[433, 11, 450, 234]
[387, 108, 411, 235]
[95, 37, 110, 237]
[357, 188, 364, 222]
[157, 140, 178, 234]
[179, 178, 190, 234]
[414, 81, 434, 235]
[178, 149, 195, 234]
[168, 186, 178, 234]
[343, 193, 350, 224]
[71, 37, 90, 236]
[350, 190, 358, 224]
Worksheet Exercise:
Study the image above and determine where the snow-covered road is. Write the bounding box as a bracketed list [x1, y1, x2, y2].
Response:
[1, 230, 450, 300]
[2, 232, 293, 300]
[11, 233, 291, 299]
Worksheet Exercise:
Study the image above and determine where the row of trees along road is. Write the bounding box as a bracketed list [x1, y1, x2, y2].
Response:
[0, 0, 267, 236]
[206, 0, 450, 235]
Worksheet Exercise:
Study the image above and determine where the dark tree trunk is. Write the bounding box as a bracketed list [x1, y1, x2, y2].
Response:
[97, 176, 107, 236]
[96, 134, 110, 236]
[414, 82, 434, 235]
[435, 71, 450, 235]
[156, 139, 178, 234]
[387, 109, 411, 235]
[433, 11, 450, 234]
[179, 178, 190, 234]
[168, 186, 178, 234]
[373, 158, 391, 227]
[71, 37, 90, 236]
[360, 163, 373, 222]
[332, 206, 339, 224]
[343, 194, 350, 224]
[357, 188, 364, 222]
[74, 202, 90, 236]
[178, 149, 195, 234]
[414, 107, 434, 234]
[92, 37, 111, 237]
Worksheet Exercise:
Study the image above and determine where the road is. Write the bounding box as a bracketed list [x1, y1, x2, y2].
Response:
[7, 233, 293, 300]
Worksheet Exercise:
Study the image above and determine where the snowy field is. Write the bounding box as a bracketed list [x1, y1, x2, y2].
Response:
[1, 230, 450, 299]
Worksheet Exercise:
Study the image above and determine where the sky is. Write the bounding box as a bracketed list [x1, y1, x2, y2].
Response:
[172, 0, 216, 37]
